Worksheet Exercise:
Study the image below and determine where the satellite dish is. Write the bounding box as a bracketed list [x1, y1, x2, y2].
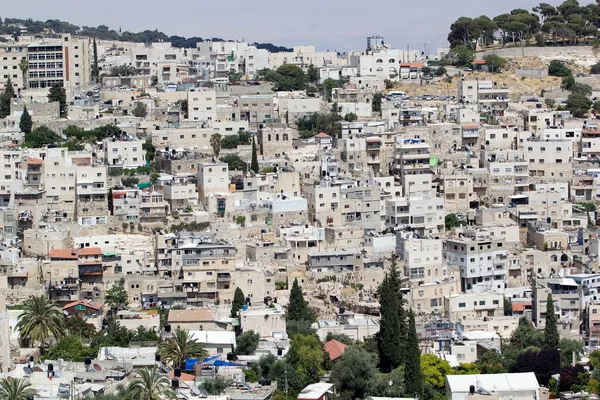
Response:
[23, 367, 33, 375]
[93, 364, 102, 372]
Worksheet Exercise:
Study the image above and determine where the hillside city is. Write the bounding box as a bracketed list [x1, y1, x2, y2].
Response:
[4, 1, 600, 399]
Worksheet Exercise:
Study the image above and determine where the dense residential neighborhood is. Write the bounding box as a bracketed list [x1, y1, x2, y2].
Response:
[3, 1, 600, 399]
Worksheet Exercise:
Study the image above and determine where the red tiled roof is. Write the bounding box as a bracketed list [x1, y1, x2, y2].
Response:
[463, 125, 479, 130]
[168, 370, 195, 381]
[324, 339, 347, 361]
[512, 303, 525, 312]
[472, 59, 487, 65]
[400, 62, 425, 68]
[583, 130, 600, 134]
[49, 249, 78, 260]
[315, 132, 331, 138]
[63, 299, 103, 311]
[27, 157, 43, 165]
[78, 247, 103, 256]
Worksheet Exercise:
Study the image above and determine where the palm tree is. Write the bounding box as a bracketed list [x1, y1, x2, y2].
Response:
[16, 295, 66, 351]
[210, 133, 222, 158]
[124, 368, 175, 400]
[19, 58, 29, 90]
[0, 377, 38, 400]
[159, 328, 207, 368]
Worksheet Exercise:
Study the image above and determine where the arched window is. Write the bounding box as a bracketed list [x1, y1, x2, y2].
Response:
[275, 134, 279, 141]
[268, 134, 271, 141]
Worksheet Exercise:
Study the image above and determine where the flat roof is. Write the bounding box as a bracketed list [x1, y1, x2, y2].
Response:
[446, 372, 539, 393]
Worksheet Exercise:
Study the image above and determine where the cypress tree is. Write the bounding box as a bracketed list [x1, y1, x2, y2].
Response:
[230, 287, 246, 318]
[405, 309, 423, 399]
[377, 273, 403, 371]
[288, 278, 314, 322]
[19, 106, 32, 134]
[251, 135, 259, 173]
[0, 77, 14, 118]
[544, 293, 560, 349]
[92, 38, 99, 82]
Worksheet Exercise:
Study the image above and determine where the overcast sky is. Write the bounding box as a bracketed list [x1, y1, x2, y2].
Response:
[2, 0, 595, 51]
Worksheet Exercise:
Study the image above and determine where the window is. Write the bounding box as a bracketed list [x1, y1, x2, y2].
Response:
[458, 302, 466, 308]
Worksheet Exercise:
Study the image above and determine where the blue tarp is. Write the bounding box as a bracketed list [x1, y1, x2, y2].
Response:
[185, 355, 245, 370]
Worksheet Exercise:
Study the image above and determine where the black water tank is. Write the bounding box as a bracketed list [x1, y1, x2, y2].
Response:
[339, 307, 345, 314]
[84, 357, 91, 366]
[155, 353, 161, 362]
[47, 363, 54, 372]
[277, 348, 283, 356]
[469, 385, 475, 395]
[28, 356, 34, 363]
[172, 379, 179, 389]
[227, 352, 235, 361]
[164, 324, 171, 333]
[174, 367, 181, 378]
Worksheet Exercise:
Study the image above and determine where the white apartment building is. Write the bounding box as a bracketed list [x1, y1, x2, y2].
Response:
[458, 80, 510, 116]
[394, 137, 433, 197]
[197, 162, 229, 201]
[188, 89, 217, 122]
[0, 44, 26, 91]
[305, 183, 342, 227]
[269, 46, 342, 71]
[75, 166, 109, 225]
[445, 238, 509, 294]
[445, 292, 504, 321]
[396, 236, 444, 282]
[102, 138, 146, 169]
[384, 195, 444, 234]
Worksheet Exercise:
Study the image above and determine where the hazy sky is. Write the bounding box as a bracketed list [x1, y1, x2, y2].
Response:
[2, 0, 595, 51]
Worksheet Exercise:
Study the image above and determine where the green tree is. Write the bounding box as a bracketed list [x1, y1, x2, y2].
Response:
[561, 75, 575, 90]
[273, 64, 307, 91]
[377, 262, 405, 371]
[200, 376, 231, 395]
[0, 377, 38, 400]
[286, 319, 316, 339]
[65, 315, 97, 340]
[372, 92, 383, 114]
[570, 83, 593, 97]
[42, 335, 97, 362]
[307, 64, 319, 85]
[220, 154, 244, 171]
[210, 133, 222, 158]
[92, 38, 99, 82]
[559, 338, 583, 367]
[510, 317, 544, 349]
[251, 135, 259, 173]
[545, 98, 556, 109]
[23, 126, 61, 148]
[124, 368, 176, 400]
[483, 54, 508, 73]
[330, 345, 379, 399]
[235, 215, 246, 226]
[16, 295, 66, 350]
[592, 62, 600, 75]
[453, 363, 481, 375]
[420, 354, 451, 390]
[230, 287, 246, 318]
[221, 135, 241, 149]
[48, 84, 67, 117]
[19, 106, 32, 134]
[453, 44, 475, 67]
[544, 293, 560, 349]
[105, 278, 129, 310]
[132, 102, 148, 118]
[406, 310, 424, 399]
[476, 350, 506, 374]
[344, 113, 357, 122]
[287, 278, 315, 323]
[566, 92, 592, 118]
[445, 213, 462, 229]
[286, 334, 325, 389]
[371, 366, 406, 397]
[235, 330, 259, 355]
[159, 327, 208, 368]
[0, 77, 14, 118]
[548, 60, 572, 77]
[325, 332, 353, 345]
[228, 68, 243, 83]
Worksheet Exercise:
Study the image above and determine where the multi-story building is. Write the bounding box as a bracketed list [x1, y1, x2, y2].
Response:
[393, 137, 432, 197]
[532, 278, 580, 330]
[458, 80, 510, 117]
[75, 166, 108, 226]
[102, 137, 146, 169]
[445, 237, 509, 294]
[155, 232, 237, 304]
[396, 235, 444, 283]
[27, 34, 91, 96]
[445, 292, 504, 321]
